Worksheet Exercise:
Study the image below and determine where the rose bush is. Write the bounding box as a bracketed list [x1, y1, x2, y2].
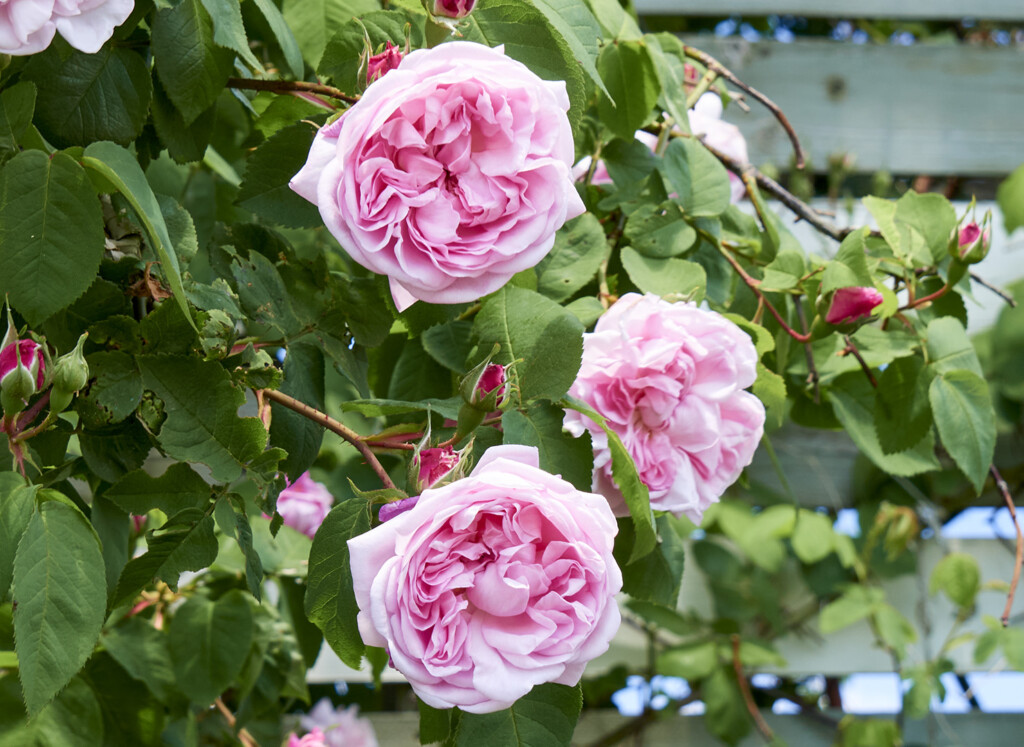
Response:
[347, 445, 621, 712]
[0, 0, 133, 55]
[290, 41, 584, 310]
[565, 293, 765, 523]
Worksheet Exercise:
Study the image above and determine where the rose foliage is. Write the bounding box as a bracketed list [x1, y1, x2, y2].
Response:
[0, 0, 1019, 745]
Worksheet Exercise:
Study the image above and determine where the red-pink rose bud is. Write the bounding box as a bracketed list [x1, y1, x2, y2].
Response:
[824, 286, 884, 325]
[0, 339, 45, 392]
[432, 0, 476, 18]
[366, 41, 404, 84]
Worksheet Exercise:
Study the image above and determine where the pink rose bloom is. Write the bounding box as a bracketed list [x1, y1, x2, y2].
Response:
[564, 293, 765, 523]
[288, 728, 329, 747]
[276, 472, 334, 538]
[290, 41, 584, 311]
[824, 286, 884, 325]
[348, 445, 621, 713]
[366, 41, 403, 84]
[0, 0, 133, 55]
[299, 699, 378, 747]
[0, 339, 46, 392]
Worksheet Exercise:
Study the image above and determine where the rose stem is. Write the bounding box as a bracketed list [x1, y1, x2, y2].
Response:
[992, 465, 1023, 627]
[261, 389, 398, 491]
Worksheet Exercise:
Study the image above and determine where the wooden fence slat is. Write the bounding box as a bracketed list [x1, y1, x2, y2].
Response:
[636, 0, 1024, 21]
[676, 37, 1024, 175]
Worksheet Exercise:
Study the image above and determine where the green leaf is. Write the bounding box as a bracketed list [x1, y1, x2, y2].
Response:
[169, 591, 253, 706]
[113, 509, 218, 604]
[0, 150, 104, 326]
[270, 342, 326, 480]
[461, 0, 587, 137]
[284, 0, 380, 67]
[525, 0, 608, 99]
[614, 515, 685, 605]
[621, 246, 706, 301]
[929, 370, 996, 495]
[236, 122, 323, 228]
[821, 228, 873, 293]
[925, 317, 983, 377]
[105, 463, 212, 518]
[138, 355, 268, 482]
[152, 0, 235, 124]
[623, 202, 697, 259]
[661, 137, 732, 218]
[421, 321, 474, 373]
[472, 287, 583, 402]
[596, 40, 659, 141]
[199, 0, 263, 69]
[13, 501, 106, 716]
[874, 356, 933, 455]
[562, 396, 655, 563]
[82, 141, 195, 330]
[25, 46, 151, 148]
[452, 683, 582, 747]
[828, 372, 940, 477]
[502, 402, 593, 492]
[791, 509, 835, 564]
[251, 0, 305, 78]
[929, 552, 981, 608]
[102, 617, 180, 703]
[536, 213, 608, 302]
[819, 585, 884, 634]
[0, 477, 35, 602]
[997, 163, 1024, 234]
[0, 82, 37, 163]
[305, 497, 372, 668]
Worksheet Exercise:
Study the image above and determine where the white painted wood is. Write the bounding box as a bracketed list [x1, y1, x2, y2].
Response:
[634, 0, 1024, 20]
[675, 38, 1024, 175]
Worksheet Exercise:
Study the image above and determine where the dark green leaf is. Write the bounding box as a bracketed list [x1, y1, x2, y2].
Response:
[472, 287, 583, 402]
[305, 497, 372, 668]
[139, 355, 268, 482]
[0, 150, 104, 325]
[502, 402, 593, 491]
[13, 501, 106, 716]
[152, 0, 235, 123]
[236, 122, 323, 228]
[596, 40, 659, 141]
[536, 213, 607, 302]
[25, 46, 152, 147]
[169, 591, 254, 706]
[929, 369, 996, 494]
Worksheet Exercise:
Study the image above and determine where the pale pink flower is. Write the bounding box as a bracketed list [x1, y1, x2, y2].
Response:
[290, 42, 584, 311]
[0, 0, 133, 55]
[348, 445, 621, 713]
[824, 286, 884, 325]
[299, 700, 378, 747]
[275, 472, 334, 538]
[564, 293, 765, 523]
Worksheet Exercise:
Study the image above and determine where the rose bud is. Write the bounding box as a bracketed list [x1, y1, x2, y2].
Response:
[49, 332, 89, 414]
[366, 40, 404, 84]
[431, 0, 476, 19]
[949, 210, 992, 265]
[0, 339, 46, 415]
[823, 286, 884, 326]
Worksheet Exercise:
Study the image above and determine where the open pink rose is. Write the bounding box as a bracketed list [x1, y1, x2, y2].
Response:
[564, 294, 765, 524]
[275, 472, 334, 538]
[0, 0, 133, 55]
[824, 286, 883, 325]
[291, 41, 584, 311]
[348, 445, 621, 713]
